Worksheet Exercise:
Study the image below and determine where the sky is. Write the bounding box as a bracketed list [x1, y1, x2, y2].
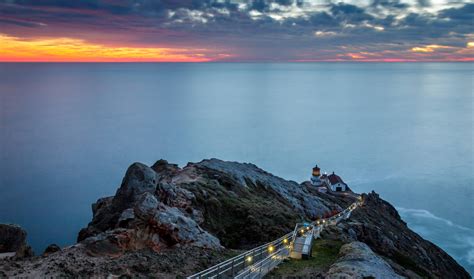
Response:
[0, 0, 473, 62]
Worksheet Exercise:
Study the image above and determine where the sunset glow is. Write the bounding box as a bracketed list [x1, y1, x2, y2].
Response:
[0, 35, 222, 62]
[0, 0, 473, 62]
[411, 45, 454, 53]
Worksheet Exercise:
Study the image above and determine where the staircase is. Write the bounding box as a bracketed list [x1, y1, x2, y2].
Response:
[187, 197, 363, 279]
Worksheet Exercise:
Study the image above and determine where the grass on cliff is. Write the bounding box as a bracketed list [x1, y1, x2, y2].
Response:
[265, 239, 343, 278]
[181, 172, 301, 249]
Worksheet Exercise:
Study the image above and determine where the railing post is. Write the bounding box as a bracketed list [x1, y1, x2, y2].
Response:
[231, 258, 235, 277]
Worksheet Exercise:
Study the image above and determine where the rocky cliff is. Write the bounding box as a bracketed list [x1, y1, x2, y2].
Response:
[0, 159, 470, 278]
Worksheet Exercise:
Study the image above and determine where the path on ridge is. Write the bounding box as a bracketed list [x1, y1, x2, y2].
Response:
[188, 197, 362, 279]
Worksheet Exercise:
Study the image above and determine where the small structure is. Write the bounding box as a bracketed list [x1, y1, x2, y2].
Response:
[328, 172, 348, 192]
[290, 223, 314, 260]
[320, 173, 329, 185]
[310, 165, 322, 186]
[316, 186, 327, 193]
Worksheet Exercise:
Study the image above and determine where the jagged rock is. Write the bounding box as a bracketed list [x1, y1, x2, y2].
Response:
[154, 204, 222, 249]
[156, 182, 195, 209]
[78, 161, 221, 254]
[92, 196, 113, 217]
[0, 224, 34, 258]
[1, 159, 469, 278]
[114, 162, 159, 207]
[117, 208, 135, 226]
[43, 244, 61, 256]
[326, 241, 404, 279]
[334, 191, 470, 278]
[134, 192, 159, 218]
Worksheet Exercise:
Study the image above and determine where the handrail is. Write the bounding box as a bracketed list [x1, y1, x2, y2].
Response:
[188, 198, 362, 279]
[188, 232, 293, 278]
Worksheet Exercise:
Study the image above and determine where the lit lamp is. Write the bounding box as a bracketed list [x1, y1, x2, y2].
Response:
[268, 245, 274, 253]
[246, 255, 253, 263]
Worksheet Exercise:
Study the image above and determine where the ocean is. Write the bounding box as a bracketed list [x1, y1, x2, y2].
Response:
[0, 62, 472, 274]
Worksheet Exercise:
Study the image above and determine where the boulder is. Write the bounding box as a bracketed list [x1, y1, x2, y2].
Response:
[154, 205, 222, 249]
[0, 224, 34, 258]
[114, 162, 159, 208]
[43, 244, 61, 256]
[326, 241, 404, 279]
[134, 192, 159, 218]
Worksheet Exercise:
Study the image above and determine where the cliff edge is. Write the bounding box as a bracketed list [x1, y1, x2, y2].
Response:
[0, 159, 470, 278]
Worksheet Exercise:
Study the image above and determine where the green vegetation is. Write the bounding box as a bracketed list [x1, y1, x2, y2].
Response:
[265, 239, 343, 278]
[180, 168, 300, 249]
[392, 251, 430, 278]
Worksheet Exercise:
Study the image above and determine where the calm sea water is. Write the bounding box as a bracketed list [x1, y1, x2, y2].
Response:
[0, 63, 473, 273]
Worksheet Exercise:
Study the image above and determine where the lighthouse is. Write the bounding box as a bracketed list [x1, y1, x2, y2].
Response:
[310, 165, 322, 186]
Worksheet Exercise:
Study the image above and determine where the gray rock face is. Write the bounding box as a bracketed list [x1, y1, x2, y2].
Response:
[0, 159, 470, 279]
[0, 224, 33, 258]
[326, 241, 404, 279]
[342, 192, 470, 278]
[135, 192, 159, 218]
[155, 205, 221, 249]
[77, 161, 222, 255]
[115, 162, 159, 207]
[117, 208, 135, 224]
[193, 159, 333, 218]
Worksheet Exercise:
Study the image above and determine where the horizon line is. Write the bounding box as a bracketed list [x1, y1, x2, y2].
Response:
[1, 60, 473, 63]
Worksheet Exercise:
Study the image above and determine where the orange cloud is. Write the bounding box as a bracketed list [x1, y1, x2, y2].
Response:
[0, 34, 227, 62]
[411, 44, 453, 53]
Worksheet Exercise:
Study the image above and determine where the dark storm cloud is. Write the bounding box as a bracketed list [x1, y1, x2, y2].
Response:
[439, 3, 474, 20]
[330, 3, 374, 22]
[0, 0, 472, 61]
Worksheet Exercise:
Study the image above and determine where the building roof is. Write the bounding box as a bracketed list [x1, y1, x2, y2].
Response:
[328, 172, 346, 185]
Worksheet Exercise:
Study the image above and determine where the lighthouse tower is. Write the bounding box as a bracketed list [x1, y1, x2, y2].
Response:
[310, 165, 322, 186]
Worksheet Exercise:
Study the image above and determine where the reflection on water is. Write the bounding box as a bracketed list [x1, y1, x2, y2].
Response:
[0, 62, 472, 273]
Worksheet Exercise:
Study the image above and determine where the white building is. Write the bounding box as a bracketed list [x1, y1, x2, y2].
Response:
[328, 172, 348, 192]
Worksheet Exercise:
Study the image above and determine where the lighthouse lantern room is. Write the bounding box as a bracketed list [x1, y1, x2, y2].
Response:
[310, 164, 323, 186]
[312, 165, 320, 177]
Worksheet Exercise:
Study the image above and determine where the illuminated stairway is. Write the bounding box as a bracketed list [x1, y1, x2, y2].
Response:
[187, 197, 362, 279]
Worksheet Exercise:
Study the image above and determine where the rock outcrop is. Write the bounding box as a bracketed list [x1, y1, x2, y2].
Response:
[42, 244, 61, 256]
[326, 241, 404, 279]
[77, 162, 222, 256]
[322, 191, 470, 278]
[0, 224, 33, 259]
[0, 159, 470, 278]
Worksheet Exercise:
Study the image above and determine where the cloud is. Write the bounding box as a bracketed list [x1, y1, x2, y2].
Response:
[0, 0, 473, 61]
[314, 30, 338, 37]
[411, 44, 454, 52]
